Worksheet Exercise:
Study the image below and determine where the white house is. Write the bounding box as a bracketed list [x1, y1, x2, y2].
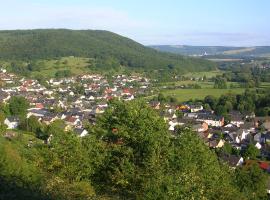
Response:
[4, 117, 20, 129]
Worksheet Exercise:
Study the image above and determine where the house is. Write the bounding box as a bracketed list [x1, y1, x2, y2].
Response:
[42, 115, 59, 125]
[4, 117, 20, 129]
[261, 132, 270, 144]
[163, 112, 177, 122]
[197, 114, 224, 127]
[150, 101, 160, 110]
[27, 108, 49, 118]
[220, 154, 244, 168]
[228, 129, 249, 144]
[255, 142, 262, 150]
[168, 119, 184, 131]
[259, 161, 270, 172]
[65, 116, 81, 127]
[74, 128, 88, 137]
[192, 122, 208, 132]
[254, 133, 263, 143]
[229, 111, 244, 127]
[190, 105, 203, 113]
[177, 105, 189, 111]
[0, 90, 10, 103]
[122, 94, 134, 101]
[185, 112, 198, 119]
[263, 121, 270, 131]
[208, 139, 225, 148]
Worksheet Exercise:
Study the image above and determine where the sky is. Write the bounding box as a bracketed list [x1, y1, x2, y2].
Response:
[0, 0, 270, 46]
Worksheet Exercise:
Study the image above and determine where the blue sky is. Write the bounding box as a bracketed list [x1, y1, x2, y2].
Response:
[1, 0, 269, 46]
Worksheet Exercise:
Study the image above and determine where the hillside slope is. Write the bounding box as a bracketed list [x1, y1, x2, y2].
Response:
[0, 29, 215, 73]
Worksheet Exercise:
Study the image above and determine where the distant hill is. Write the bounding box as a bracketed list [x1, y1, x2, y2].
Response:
[0, 29, 215, 74]
[150, 45, 270, 58]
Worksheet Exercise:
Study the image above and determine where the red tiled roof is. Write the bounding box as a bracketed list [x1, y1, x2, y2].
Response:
[259, 162, 270, 170]
[36, 103, 44, 109]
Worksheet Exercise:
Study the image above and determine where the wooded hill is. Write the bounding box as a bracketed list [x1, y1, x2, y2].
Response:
[0, 29, 215, 73]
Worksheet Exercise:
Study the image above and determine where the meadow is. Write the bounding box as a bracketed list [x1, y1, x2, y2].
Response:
[31, 56, 92, 77]
[162, 87, 246, 102]
[160, 79, 270, 102]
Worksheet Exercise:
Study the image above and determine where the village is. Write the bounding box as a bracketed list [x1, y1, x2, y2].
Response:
[1, 67, 270, 176]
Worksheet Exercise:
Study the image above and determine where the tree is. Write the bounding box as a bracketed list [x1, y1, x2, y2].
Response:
[204, 95, 218, 110]
[157, 93, 167, 103]
[0, 111, 7, 134]
[243, 144, 260, 159]
[214, 77, 227, 89]
[175, 110, 184, 119]
[168, 130, 244, 200]
[91, 100, 170, 198]
[235, 164, 268, 199]
[9, 96, 29, 118]
[19, 116, 43, 137]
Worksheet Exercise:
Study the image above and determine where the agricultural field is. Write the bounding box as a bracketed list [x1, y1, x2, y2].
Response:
[159, 81, 270, 102]
[162, 88, 246, 102]
[182, 70, 223, 79]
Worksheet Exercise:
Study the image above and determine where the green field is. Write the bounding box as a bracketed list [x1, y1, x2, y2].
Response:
[31, 56, 92, 77]
[160, 82, 270, 102]
[183, 70, 223, 79]
[162, 88, 245, 102]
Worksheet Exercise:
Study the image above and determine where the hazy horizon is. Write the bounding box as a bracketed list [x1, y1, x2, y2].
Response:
[1, 0, 269, 46]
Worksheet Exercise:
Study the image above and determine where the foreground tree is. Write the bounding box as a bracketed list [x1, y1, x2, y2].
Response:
[91, 100, 170, 198]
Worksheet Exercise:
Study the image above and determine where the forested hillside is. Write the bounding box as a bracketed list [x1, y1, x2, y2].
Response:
[0, 29, 215, 74]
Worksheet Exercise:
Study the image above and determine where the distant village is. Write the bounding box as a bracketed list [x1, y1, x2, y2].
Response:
[1, 67, 270, 178]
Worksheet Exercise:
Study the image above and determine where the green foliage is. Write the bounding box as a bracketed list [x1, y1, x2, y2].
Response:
[55, 69, 72, 78]
[214, 77, 227, 89]
[0, 99, 267, 199]
[8, 96, 29, 118]
[0, 29, 216, 76]
[91, 100, 170, 197]
[168, 131, 243, 200]
[243, 144, 260, 159]
[235, 164, 268, 200]
[19, 116, 44, 138]
[0, 137, 48, 200]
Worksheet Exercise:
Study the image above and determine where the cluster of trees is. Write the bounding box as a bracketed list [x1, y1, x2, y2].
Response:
[55, 69, 72, 78]
[214, 76, 227, 89]
[0, 99, 268, 199]
[201, 89, 270, 119]
[0, 96, 29, 118]
[218, 65, 265, 88]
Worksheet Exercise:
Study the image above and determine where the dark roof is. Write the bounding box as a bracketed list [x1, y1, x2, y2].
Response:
[197, 114, 223, 121]
[219, 154, 242, 167]
[6, 116, 20, 122]
[0, 90, 9, 101]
